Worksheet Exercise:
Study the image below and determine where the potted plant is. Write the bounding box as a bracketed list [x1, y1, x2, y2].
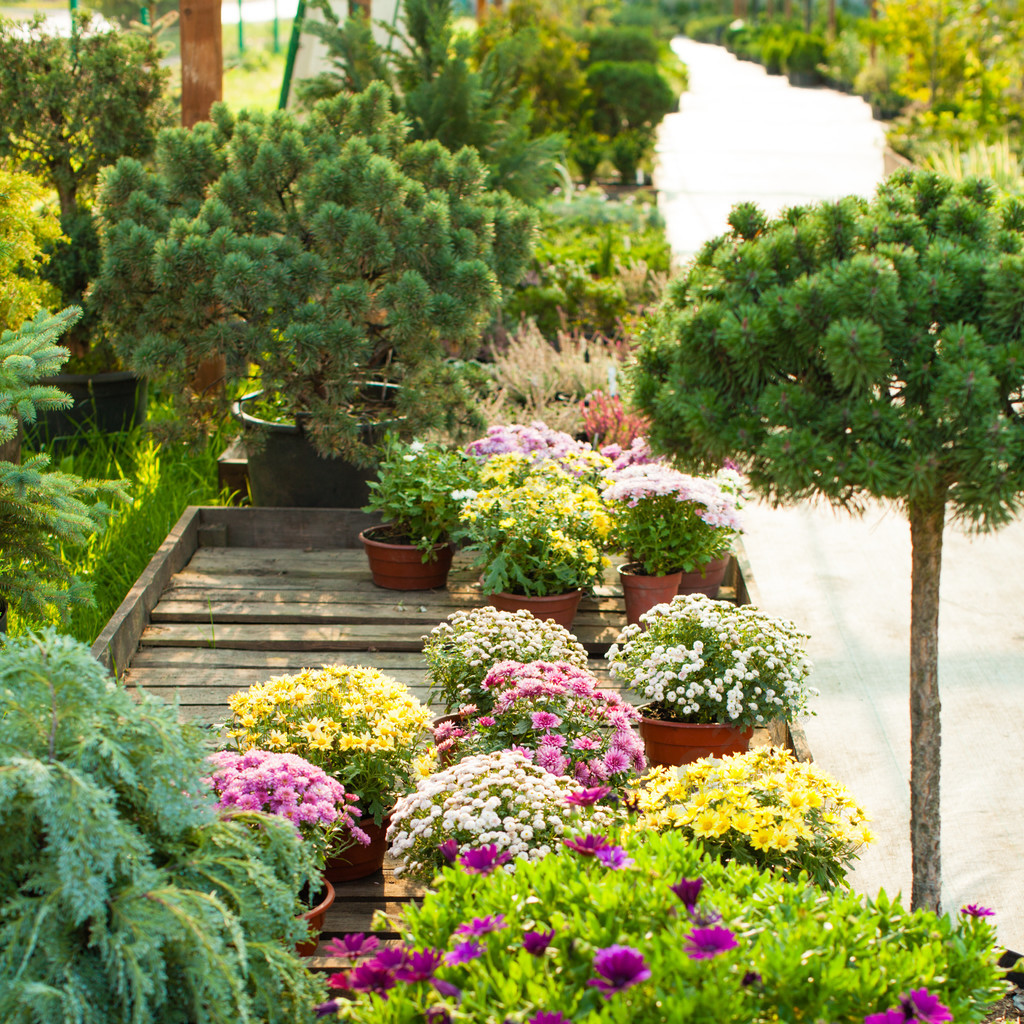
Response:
[0, 630, 325, 1022]
[0, 308, 129, 628]
[360, 435, 480, 589]
[606, 593, 816, 766]
[423, 606, 590, 715]
[0, 15, 171, 437]
[204, 748, 370, 953]
[225, 663, 435, 881]
[92, 83, 535, 505]
[465, 422, 612, 484]
[634, 746, 874, 890]
[386, 749, 622, 881]
[452, 659, 646, 787]
[458, 457, 613, 629]
[600, 462, 744, 623]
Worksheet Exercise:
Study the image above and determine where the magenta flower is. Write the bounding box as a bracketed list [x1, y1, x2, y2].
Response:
[454, 914, 507, 939]
[314, 999, 340, 1017]
[477, 716, 496, 727]
[426, 1008, 453, 1024]
[684, 926, 738, 960]
[670, 877, 704, 912]
[565, 785, 611, 806]
[523, 929, 555, 955]
[531, 711, 563, 729]
[595, 845, 633, 870]
[864, 1011, 906, 1024]
[346, 960, 399, 998]
[431, 979, 461, 1000]
[444, 940, 484, 967]
[393, 948, 444, 983]
[438, 839, 459, 864]
[528, 1013, 572, 1024]
[587, 944, 652, 999]
[901, 989, 953, 1023]
[324, 933, 381, 961]
[960, 904, 995, 917]
[563, 833, 613, 856]
[459, 844, 513, 875]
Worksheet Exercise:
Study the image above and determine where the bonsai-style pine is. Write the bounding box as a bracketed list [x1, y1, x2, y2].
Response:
[633, 168, 1024, 912]
[0, 630, 324, 1023]
[93, 82, 535, 460]
[0, 308, 128, 617]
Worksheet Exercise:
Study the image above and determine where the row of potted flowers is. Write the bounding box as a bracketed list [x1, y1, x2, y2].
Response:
[359, 422, 745, 626]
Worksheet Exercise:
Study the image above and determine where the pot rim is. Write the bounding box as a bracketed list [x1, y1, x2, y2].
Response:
[232, 385, 402, 434]
[360, 524, 452, 551]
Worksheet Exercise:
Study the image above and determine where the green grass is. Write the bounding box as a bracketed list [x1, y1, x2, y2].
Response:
[9, 401, 234, 645]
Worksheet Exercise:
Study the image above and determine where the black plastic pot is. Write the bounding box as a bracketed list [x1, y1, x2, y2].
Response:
[0, 598, 6, 634]
[30, 371, 148, 443]
[232, 389, 396, 508]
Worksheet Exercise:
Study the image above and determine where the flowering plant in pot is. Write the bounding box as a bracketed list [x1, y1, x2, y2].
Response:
[422, 606, 589, 715]
[466, 421, 612, 483]
[454, 660, 646, 787]
[386, 749, 622, 880]
[226, 664, 435, 879]
[606, 594, 815, 765]
[632, 746, 874, 891]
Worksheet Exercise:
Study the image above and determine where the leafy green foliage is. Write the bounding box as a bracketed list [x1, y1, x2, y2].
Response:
[330, 829, 1005, 1022]
[93, 83, 535, 461]
[583, 24, 661, 65]
[0, 629, 325, 1024]
[0, 309, 128, 617]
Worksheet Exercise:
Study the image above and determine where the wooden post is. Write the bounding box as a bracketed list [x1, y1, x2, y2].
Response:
[180, 0, 223, 128]
[476, 0, 487, 23]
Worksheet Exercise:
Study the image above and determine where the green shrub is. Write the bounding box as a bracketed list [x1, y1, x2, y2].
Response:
[786, 32, 827, 80]
[0, 630, 325, 1024]
[583, 25, 660, 65]
[586, 60, 678, 137]
[683, 14, 733, 43]
[319, 829, 1005, 1022]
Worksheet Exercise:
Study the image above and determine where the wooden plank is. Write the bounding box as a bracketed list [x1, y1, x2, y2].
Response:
[198, 505, 382, 549]
[90, 506, 201, 677]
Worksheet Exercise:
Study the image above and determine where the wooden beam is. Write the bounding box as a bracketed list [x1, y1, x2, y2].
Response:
[180, 0, 223, 128]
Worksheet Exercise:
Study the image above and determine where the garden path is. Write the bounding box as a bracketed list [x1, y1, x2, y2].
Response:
[653, 40, 1024, 950]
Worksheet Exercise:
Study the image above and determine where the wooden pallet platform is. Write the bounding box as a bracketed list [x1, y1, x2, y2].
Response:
[90, 505, 754, 963]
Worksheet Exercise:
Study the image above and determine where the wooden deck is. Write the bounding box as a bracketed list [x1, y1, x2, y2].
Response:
[89, 505, 753, 964]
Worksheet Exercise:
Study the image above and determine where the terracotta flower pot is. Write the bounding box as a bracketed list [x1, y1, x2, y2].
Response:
[677, 555, 729, 598]
[638, 716, 753, 768]
[324, 816, 391, 882]
[486, 589, 582, 631]
[618, 563, 684, 625]
[296, 879, 335, 957]
[360, 525, 454, 590]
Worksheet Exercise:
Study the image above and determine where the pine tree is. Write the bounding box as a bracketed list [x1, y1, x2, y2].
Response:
[634, 169, 1024, 912]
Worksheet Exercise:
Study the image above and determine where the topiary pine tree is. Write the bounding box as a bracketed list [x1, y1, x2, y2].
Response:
[92, 82, 536, 460]
[0, 629, 325, 1024]
[633, 168, 1024, 912]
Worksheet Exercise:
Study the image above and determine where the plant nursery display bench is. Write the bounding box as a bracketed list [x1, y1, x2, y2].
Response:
[91, 506, 792, 967]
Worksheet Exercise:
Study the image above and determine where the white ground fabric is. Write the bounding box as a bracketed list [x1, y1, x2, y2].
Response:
[653, 40, 1024, 949]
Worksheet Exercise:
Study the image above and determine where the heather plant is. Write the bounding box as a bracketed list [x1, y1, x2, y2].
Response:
[634, 747, 874, 890]
[601, 465, 743, 576]
[385, 750, 621, 880]
[579, 389, 650, 448]
[316, 829, 1004, 1023]
[226, 665, 435, 824]
[204, 748, 370, 866]
[423, 606, 589, 714]
[455, 660, 646, 788]
[607, 594, 815, 727]
[0, 631, 325, 1024]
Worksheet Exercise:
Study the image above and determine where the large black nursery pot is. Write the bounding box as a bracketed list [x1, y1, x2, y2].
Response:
[232, 387, 397, 508]
[31, 370, 147, 442]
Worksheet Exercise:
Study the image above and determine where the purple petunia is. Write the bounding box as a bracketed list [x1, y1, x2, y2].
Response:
[458, 844, 513, 875]
[325, 933, 381, 961]
[960, 903, 995, 917]
[438, 839, 460, 864]
[523, 929, 556, 955]
[683, 926, 738, 960]
[393, 948, 444, 983]
[444, 940, 484, 967]
[670, 877, 704, 912]
[562, 833, 612, 856]
[595, 845, 633, 870]
[587, 944, 652, 999]
[454, 915, 507, 939]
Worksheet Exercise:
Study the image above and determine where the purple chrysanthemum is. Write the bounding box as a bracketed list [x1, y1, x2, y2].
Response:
[670, 877, 704, 911]
[393, 948, 444, 983]
[960, 903, 995, 917]
[438, 839, 460, 864]
[901, 989, 953, 1024]
[562, 833, 612, 856]
[565, 785, 611, 806]
[325, 933, 381, 961]
[595, 845, 633, 870]
[531, 711, 563, 729]
[454, 914, 507, 939]
[683, 926, 738, 960]
[444, 940, 484, 967]
[587, 944, 652, 999]
[523, 929, 555, 955]
[459, 844, 513, 875]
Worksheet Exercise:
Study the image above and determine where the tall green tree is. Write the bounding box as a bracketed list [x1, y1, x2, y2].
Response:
[634, 169, 1024, 912]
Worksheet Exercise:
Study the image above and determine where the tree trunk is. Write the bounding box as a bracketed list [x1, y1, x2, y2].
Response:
[908, 492, 947, 913]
